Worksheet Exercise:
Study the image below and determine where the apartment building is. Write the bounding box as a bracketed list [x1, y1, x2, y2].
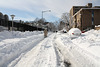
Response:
[70, 3, 100, 30]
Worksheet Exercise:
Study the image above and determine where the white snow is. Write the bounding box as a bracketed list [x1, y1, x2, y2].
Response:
[95, 25, 100, 27]
[68, 28, 81, 35]
[0, 29, 100, 67]
[0, 26, 8, 31]
[55, 29, 100, 67]
[0, 31, 44, 67]
[13, 34, 57, 67]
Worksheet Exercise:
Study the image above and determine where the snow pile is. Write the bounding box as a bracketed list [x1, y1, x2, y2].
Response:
[95, 25, 100, 27]
[0, 26, 8, 31]
[0, 31, 43, 41]
[72, 29, 100, 60]
[0, 31, 44, 67]
[68, 28, 81, 34]
[0, 31, 13, 41]
[55, 29, 100, 67]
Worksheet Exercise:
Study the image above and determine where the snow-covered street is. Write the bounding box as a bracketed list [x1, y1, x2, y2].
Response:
[0, 30, 100, 67]
[10, 34, 58, 67]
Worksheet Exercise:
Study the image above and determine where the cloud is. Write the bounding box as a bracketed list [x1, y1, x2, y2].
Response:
[0, 0, 36, 12]
[14, 13, 36, 21]
[15, 17, 35, 22]
[0, 0, 100, 21]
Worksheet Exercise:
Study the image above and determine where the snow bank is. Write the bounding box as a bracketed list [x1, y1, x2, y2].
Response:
[0, 31, 44, 67]
[0, 31, 43, 41]
[55, 29, 100, 67]
[0, 26, 8, 31]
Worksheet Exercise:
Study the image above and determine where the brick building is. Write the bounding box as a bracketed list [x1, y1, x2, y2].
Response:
[70, 3, 100, 30]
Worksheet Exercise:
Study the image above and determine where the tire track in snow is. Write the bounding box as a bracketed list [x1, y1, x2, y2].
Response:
[54, 35, 71, 67]
[55, 34, 99, 67]
[8, 33, 52, 67]
[12, 33, 60, 67]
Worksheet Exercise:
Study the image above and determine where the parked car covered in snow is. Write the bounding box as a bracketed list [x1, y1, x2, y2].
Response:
[81, 28, 91, 33]
[63, 29, 67, 33]
[68, 28, 81, 38]
[62, 28, 67, 33]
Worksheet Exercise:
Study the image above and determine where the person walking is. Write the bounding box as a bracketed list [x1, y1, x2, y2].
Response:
[44, 29, 48, 38]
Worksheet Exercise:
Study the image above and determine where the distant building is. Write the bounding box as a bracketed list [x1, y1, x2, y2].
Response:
[70, 3, 100, 30]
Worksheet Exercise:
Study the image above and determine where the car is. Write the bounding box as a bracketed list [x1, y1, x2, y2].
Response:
[82, 28, 91, 33]
[63, 30, 67, 33]
[62, 28, 67, 33]
[68, 28, 81, 38]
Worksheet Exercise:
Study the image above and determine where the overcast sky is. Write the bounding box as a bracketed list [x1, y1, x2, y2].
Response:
[0, 0, 100, 22]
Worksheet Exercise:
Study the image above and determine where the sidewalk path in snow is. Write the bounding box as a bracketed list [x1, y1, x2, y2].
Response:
[9, 33, 63, 67]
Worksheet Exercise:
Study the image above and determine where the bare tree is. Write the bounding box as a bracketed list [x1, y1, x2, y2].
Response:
[58, 21, 65, 30]
[34, 18, 39, 22]
[61, 12, 70, 31]
[61, 12, 70, 24]
[38, 18, 46, 23]
[47, 23, 56, 31]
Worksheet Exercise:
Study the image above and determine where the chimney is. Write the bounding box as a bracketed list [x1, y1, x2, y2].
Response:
[86, 3, 92, 8]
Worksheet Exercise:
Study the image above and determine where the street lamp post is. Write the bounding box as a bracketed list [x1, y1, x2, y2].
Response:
[10, 14, 15, 31]
[42, 10, 51, 19]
